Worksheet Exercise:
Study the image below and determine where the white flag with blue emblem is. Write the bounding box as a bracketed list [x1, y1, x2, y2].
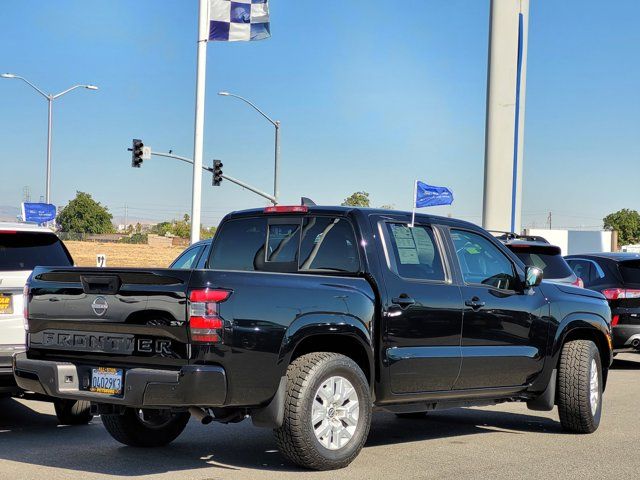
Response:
[208, 0, 270, 42]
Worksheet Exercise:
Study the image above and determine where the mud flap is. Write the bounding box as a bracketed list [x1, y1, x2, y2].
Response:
[527, 369, 557, 411]
[251, 376, 286, 429]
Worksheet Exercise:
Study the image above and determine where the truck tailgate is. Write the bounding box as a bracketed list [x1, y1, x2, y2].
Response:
[26, 267, 192, 367]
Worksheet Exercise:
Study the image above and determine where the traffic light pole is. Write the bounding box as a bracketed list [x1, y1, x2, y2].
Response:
[149, 150, 277, 205]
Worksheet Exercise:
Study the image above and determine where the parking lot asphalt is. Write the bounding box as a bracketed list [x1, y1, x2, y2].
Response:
[1, 353, 639, 480]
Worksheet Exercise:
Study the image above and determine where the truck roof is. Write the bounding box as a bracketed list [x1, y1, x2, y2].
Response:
[226, 205, 481, 230]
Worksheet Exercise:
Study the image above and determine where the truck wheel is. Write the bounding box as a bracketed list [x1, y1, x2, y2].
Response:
[557, 339, 603, 433]
[101, 408, 190, 447]
[275, 352, 372, 470]
[54, 399, 93, 425]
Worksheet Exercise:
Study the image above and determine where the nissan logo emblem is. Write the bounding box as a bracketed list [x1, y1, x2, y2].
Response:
[91, 296, 109, 317]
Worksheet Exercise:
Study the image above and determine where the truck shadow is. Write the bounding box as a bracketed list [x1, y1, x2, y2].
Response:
[611, 357, 640, 370]
[0, 397, 564, 476]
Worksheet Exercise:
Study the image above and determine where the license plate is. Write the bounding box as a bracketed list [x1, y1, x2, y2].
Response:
[90, 367, 124, 395]
[0, 295, 12, 315]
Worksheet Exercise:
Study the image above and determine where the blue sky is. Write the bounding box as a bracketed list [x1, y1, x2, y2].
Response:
[0, 0, 638, 228]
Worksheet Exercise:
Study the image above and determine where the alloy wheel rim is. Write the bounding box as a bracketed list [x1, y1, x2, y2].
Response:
[589, 359, 599, 415]
[311, 375, 360, 450]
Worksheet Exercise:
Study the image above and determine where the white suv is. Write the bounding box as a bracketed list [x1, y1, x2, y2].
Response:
[1, 222, 92, 424]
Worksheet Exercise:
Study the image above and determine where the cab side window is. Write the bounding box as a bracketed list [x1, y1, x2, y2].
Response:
[451, 229, 517, 291]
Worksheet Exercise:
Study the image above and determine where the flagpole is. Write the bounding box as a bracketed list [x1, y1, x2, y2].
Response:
[410, 179, 417, 228]
[190, 0, 209, 244]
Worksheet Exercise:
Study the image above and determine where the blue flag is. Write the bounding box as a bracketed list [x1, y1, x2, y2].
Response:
[415, 181, 454, 208]
[22, 203, 57, 224]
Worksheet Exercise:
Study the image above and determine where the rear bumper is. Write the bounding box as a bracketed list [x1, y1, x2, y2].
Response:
[613, 325, 640, 351]
[13, 353, 227, 408]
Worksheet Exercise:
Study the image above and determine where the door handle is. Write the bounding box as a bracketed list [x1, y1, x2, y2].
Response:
[392, 295, 416, 308]
[465, 297, 486, 310]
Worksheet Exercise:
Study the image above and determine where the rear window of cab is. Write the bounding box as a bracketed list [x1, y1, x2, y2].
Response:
[209, 216, 360, 273]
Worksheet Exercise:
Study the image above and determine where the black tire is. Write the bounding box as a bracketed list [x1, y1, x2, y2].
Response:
[275, 352, 372, 470]
[395, 412, 429, 419]
[54, 399, 93, 425]
[101, 408, 190, 447]
[557, 339, 603, 433]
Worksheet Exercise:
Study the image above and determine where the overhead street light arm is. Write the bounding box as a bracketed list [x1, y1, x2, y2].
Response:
[218, 91, 278, 127]
[53, 84, 99, 99]
[1, 73, 48, 99]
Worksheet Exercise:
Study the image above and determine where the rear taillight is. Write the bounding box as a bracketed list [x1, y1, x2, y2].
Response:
[601, 288, 640, 300]
[188, 289, 231, 344]
[573, 277, 584, 288]
[22, 282, 30, 331]
[611, 315, 620, 326]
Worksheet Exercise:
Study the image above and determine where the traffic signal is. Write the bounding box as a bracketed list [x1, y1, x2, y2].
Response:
[131, 139, 144, 168]
[213, 160, 223, 186]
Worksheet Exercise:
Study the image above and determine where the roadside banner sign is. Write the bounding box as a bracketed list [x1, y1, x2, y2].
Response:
[21, 203, 57, 224]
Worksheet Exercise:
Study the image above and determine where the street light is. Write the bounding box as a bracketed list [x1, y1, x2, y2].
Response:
[1, 73, 98, 204]
[218, 91, 281, 204]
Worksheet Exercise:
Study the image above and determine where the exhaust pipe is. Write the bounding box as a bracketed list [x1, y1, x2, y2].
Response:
[189, 407, 213, 425]
[632, 339, 640, 350]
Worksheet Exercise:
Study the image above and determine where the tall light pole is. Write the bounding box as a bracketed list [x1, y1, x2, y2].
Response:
[1, 73, 98, 204]
[482, 0, 530, 233]
[218, 91, 280, 204]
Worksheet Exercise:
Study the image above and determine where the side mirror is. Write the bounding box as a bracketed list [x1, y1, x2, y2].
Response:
[525, 266, 543, 288]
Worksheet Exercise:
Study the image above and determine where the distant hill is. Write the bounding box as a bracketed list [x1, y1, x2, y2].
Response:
[0, 205, 20, 222]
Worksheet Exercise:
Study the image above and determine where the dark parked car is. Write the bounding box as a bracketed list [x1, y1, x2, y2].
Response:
[566, 253, 640, 352]
[15, 207, 612, 470]
[495, 233, 582, 287]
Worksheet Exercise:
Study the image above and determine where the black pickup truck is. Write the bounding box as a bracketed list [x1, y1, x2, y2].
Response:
[14, 206, 612, 470]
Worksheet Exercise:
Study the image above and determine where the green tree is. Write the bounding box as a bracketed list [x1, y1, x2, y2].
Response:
[200, 226, 217, 240]
[341, 191, 370, 207]
[57, 191, 114, 234]
[150, 214, 213, 240]
[604, 209, 640, 246]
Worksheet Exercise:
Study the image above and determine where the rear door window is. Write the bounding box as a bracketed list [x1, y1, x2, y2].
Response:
[0, 231, 73, 271]
[384, 223, 445, 281]
[618, 260, 640, 285]
[299, 217, 359, 272]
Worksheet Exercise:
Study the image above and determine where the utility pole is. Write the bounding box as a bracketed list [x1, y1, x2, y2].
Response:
[190, 0, 209, 244]
[548, 211, 552, 229]
[124, 204, 128, 230]
[482, 0, 530, 233]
